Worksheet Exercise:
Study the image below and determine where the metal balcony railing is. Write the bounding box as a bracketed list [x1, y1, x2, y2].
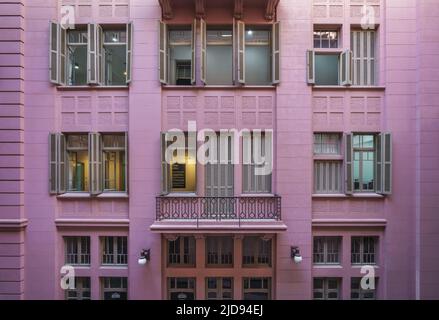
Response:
[156, 196, 282, 221]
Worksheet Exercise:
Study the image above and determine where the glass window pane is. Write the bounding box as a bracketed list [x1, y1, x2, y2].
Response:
[315, 54, 339, 85]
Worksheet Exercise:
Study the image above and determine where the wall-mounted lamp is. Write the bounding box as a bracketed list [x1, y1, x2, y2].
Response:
[138, 249, 151, 265]
[291, 246, 303, 264]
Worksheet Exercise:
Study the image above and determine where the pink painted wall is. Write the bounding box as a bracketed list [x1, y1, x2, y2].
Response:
[0, 0, 437, 300]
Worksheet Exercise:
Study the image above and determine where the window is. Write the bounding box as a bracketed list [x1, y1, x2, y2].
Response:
[167, 236, 196, 267]
[65, 277, 91, 300]
[351, 30, 376, 86]
[351, 277, 377, 300]
[313, 237, 341, 264]
[307, 50, 351, 86]
[101, 236, 128, 265]
[245, 27, 271, 85]
[243, 131, 273, 193]
[67, 30, 87, 85]
[313, 278, 341, 300]
[206, 27, 234, 85]
[206, 277, 233, 300]
[168, 278, 196, 300]
[49, 132, 128, 195]
[345, 133, 392, 194]
[102, 134, 127, 192]
[243, 278, 271, 300]
[353, 134, 375, 192]
[206, 236, 233, 267]
[314, 133, 342, 194]
[66, 134, 89, 192]
[103, 30, 127, 85]
[101, 277, 127, 300]
[64, 236, 90, 265]
[159, 22, 195, 85]
[314, 133, 341, 155]
[161, 131, 197, 194]
[314, 30, 339, 49]
[49, 22, 132, 86]
[351, 236, 378, 265]
[242, 236, 272, 267]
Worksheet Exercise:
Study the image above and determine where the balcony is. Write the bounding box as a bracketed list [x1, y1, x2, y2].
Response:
[151, 195, 286, 232]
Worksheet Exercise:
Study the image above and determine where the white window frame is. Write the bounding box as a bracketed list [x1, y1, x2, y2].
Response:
[101, 236, 128, 265]
[64, 236, 91, 265]
[101, 133, 128, 193]
[168, 277, 196, 300]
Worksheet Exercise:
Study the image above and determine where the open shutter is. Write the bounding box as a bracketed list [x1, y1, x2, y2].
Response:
[124, 132, 129, 193]
[97, 25, 103, 85]
[126, 22, 133, 84]
[58, 133, 67, 194]
[59, 27, 67, 85]
[87, 24, 98, 84]
[345, 133, 353, 194]
[161, 132, 170, 194]
[375, 134, 383, 194]
[272, 21, 280, 84]
[49, 133, 58, 194]
[89, 133, 102, 195]
[307, 50, 315, 84]
[200, 19, 207, 84]
[191, 19, 196, 84]
[383, 133, 392, 194]
[159, 21, 168, 84]
[237, 21, 245, 84]
[340, 50, 352, 86]
[49, 22, 59, 84]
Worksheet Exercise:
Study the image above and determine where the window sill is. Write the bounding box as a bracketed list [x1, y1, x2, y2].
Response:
[312, 85, 385, 91]
[313, 264, 343, 269]
[162, 85, 276, 90]
[314, 155, 343, 161]
[163, 192, 197, 197]
[56, 85, 129, 91]
[352, 264, 379, 268]
[97, 192, 129, 199]
[312, 193, 385, 198]
[57, 193, 91, 199]
[99, 265, 128, 269]
[240, 193, 276, 197]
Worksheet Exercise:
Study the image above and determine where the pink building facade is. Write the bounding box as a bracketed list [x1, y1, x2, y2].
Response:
[0, 0, 438, 300]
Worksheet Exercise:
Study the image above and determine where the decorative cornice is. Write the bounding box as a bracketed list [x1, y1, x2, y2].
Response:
[195, 0, 205, 19]
[0, 219, 28, 231]
[265, 0, 280, 21]
[234, 0, 244, 20]
[158, 0, 173, 20]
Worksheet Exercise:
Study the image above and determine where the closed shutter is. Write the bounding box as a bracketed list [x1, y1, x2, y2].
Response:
[340, 50, 352, 86]
[200, 19, 207, 84]
[60, 27, 67, 85]
[58, 133, 67, 194]
[307, 50, 315, 84]
[237, 21, 245, 84]
[191, 19, 196, 84]
[314, 161, 342, 193]
[375, 134, 383, 194]
[87, 24, 98, 84]
[383, 133, 392, 194]
[126, 22, 133, 84]
[272, 21, 280, 84]
[89, 133, 102, 195]
[159, 21, 168, 84]
[124, 132, 129, 193]
[345, 133, 353, 194]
